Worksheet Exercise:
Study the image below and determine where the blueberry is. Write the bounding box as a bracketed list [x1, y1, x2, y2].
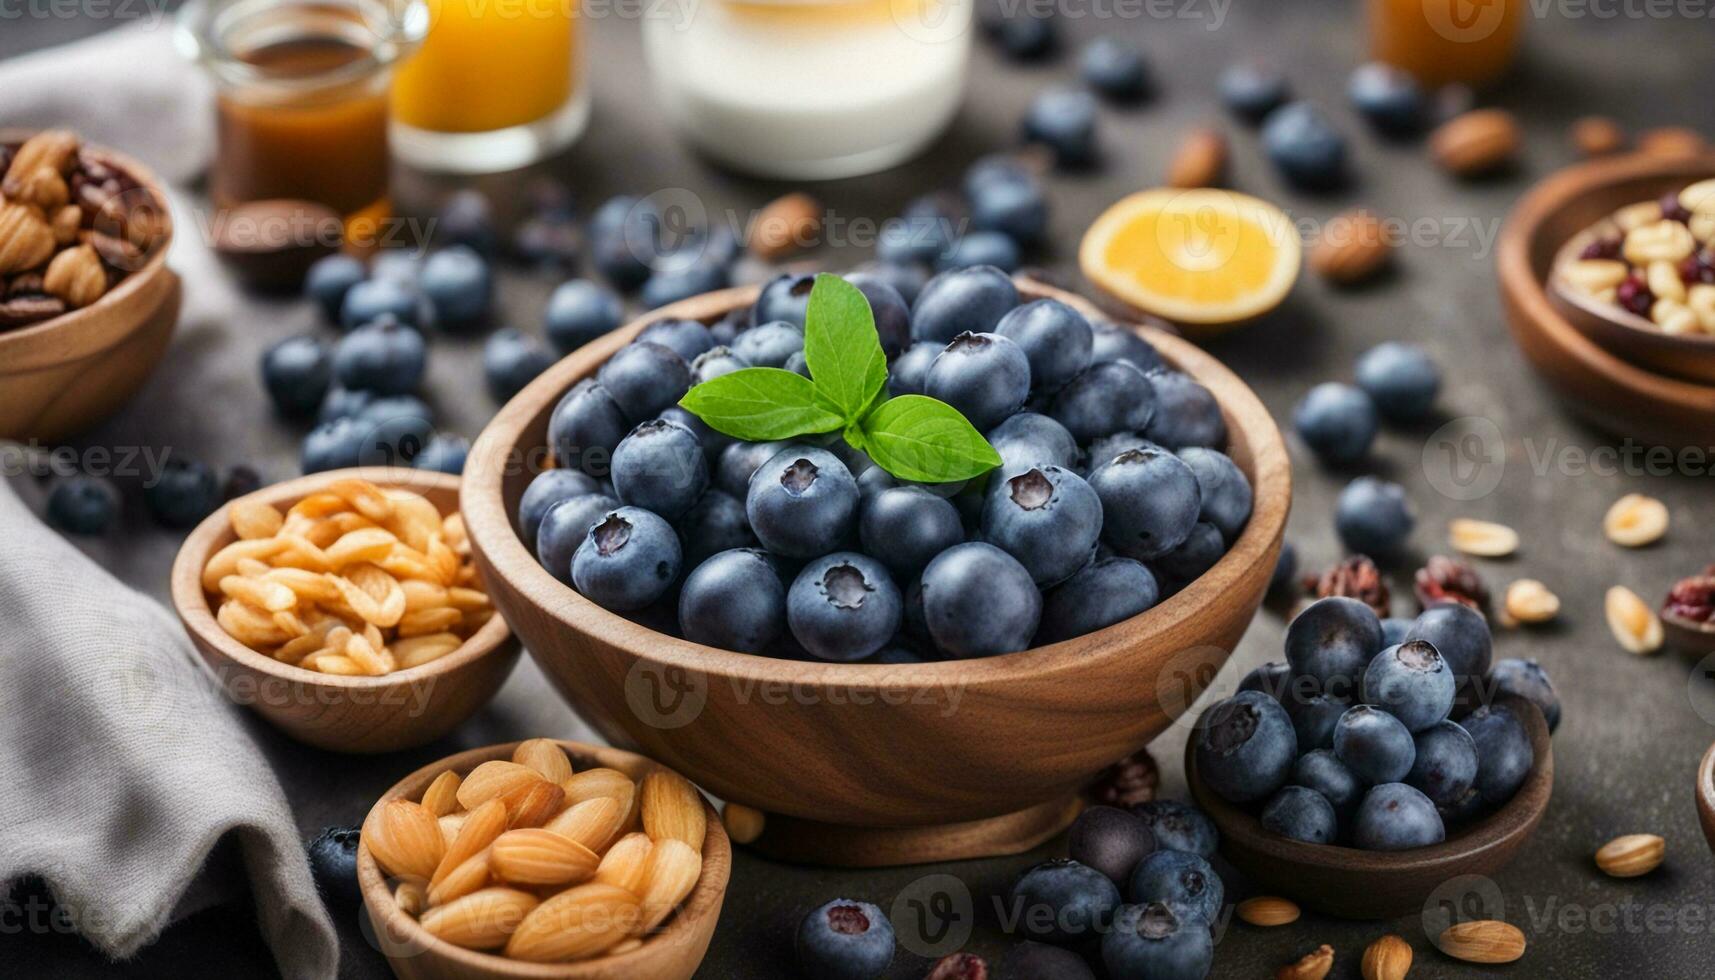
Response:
[994, 300, 1093, 396]
[1486, 659, 1560, 732]
[1084, 432, 1154, 472]
[714, 440, 787, 498]
[925, 332, 1031, 432]
[731, 321, 804, 370]
[1438, 785, 1488, 824]
[369, 250, 422, 287]
[788, 553, 902, 662]
[1284, 596, 1383, 698]
[306, 826, 363, 911]
[1151, 521, 1226, 595]
[1194, 690, 1296, 803]
[848, 261, 928, 307]
[1088, 447, 1201, 561]
[413, 434, 469, 474]
[144, 458, 221, 528]
[512, 212, 581, 271]
[871, 644, 930, 665]
[610, 419, 707, 521]
[1380, 616, 1413, 647]
[1293, 382, 1378, 464]
[1407, 719, 1479, 807]
[1127, 849, 1222, 923]
[640, 258, 730, 309]
[435, 189, 498, 255]
[746, 446, 859, 559]
[1335, 477, 1415, 560]
[1102, 902, 1213, 980]
[689, 346, 750, 385]
[549, 379, 630, 474]
[1364, 639, 1455, 731]
[1286, 692, 1348, 751]
[888, 343, 940, 397]
[1081, 37, 1151, 103]
[1089, 323, 1164, 372]
[938, 232, 1021, 273]
[657, 405, 731, 462]
[1406, 602, 1493, 685]
[1037, 557, 1156, 645]
[45, 476, 118, 535]
[1355, 342, 1441, 423]
[1261, 101, 1349, 191]
[1461, 704, 1534, 806]
[1049, 361, 1156, 444]
[339, 276, 418, 331]
[679, 548, 785, 652]
[997, 942, 1095, 980]
[518, 469, 602, 542]
[752, 272, 816, 329]
[979, 466, 1102, 586]
[964, 153, 1037, 199]
[1068, 806, 1156, 886]
[260, 335, 332, 418]
[1219, 62, 1290, 123]
[333, 316, 426, 395]
[420, 245, 492, 328]
[920, 542, 1041, 658]
[1352, 783, 1445, 850]
[304, 254, 365, 322]
[545, 280, 624, 354]
[597, 341, 691, 421]
[1291, 748, 1362, 819]
[536, 493, 618, 582]
[784, 351, 811, 378]
[1129, 801, 1218, 858]
[987, 412, 1080, 474]
[1143, 371, 1225, 450]
[1334, 704, 1417, 784]
[969, 177, 1048, 248]
[1009, 859, 1119, 944]
[352, 397, 434, 466]
[317, 385, 374, 423]
[676, 489, 755, 567]
[911, 266, 1019, 345]
[1023, 88, 1099, 169]
[1348, 62, 1426, 137]
[571, 507, 682, 611]
[991, 11, 1057, 61]
[858, 486, 963, 578]
[1176, 447, 1251, 544]
[1239, 661, 1291, 701]
[301, 418, 367, 473]
[840, 272, 913, 358]
[1268, 542, 1299, 599]
[877, 213, 956, 268]
[796, 899, 894, 980]
[637, 317, 716, 362]
[589, 195, 661, 291]
[482, 328, 554, 403]
[1261, 785, 1339, 844]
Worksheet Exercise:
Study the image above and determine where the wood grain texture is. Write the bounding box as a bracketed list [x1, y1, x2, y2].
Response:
[747, 796, 1085, 868]
[1186, 696, 1554, 920]
[1498, 152, 1715, 448]
[169, 467, 521, 753]
[462, 279, 1290, 830]
[355, 740, 730, 980]
[0, 134, 180, 443]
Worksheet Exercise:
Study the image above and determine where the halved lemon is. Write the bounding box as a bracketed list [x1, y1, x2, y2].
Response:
[1080, 188, 1301, 328]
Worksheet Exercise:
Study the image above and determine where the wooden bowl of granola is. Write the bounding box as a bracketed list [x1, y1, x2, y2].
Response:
[0, 130, 180, 443]
[355, 739, 730, 980]
[168, 467, 521, 753]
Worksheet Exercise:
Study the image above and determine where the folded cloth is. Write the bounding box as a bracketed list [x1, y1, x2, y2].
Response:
[0, 475, 339, 980]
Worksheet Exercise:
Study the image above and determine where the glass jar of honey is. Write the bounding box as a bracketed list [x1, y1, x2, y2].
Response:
[1367, 0, 1524, 88]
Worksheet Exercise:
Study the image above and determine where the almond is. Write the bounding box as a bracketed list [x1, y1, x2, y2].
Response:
[1277, 943, 1333, 980]
[366, 798, 446, 881]
[1, 130, 78, 196]
[1606, 585, 1664, 655]
[1361, 934, 1412, 980]
[503, 883, 641, 962]
[1595, 833, 1665, 877]
[420, 770, 462, 817]
[1236, 896, 1300, 927]
[1603, 493, 1668, 547]
[1448, 518, 1518, 558]
[0, 202, 56, 275]
[1570, 116, 1625, 157]
[595, 832, 654, 894]
[489, 828, 601, 886]
[1430, 109, 1521, 177]
[456, 760, 543, 810]
[513, 738, 576, 784]
[419, 886, 538, 950]
[641, 770, 707, 851]
[748, 192, 822, 261]
[1436, 920, 1524, 964]
[1502, 579, 1559, 625]
[426, 848, 491, 907]
[545, 796, 628, 853]
[394, 879, 427, 917]
[507, 781, 567, 829]
[721, 802, 766, 845]
[438, 813, 466, 848]
[1166, 127, 1227, 189]
[634, 838, 702, 933]
[43, 244, 106, 309]
[15, 167, 69, 213]
[432, 798, 507, 887]
[1637, 126, 1706, 158]
[1310, 209, 1394, 285]
[562, 768, 636, 809]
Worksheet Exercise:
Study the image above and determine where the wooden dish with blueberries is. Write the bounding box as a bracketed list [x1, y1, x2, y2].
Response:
[462, 271, 1290, 863]
[1185, 596, 1559, 919]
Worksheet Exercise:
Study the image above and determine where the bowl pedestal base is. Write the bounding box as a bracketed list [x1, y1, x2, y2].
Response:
[744, 796, 1084, 867]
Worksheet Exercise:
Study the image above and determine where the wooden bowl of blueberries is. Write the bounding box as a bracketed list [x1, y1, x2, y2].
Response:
[1185, 596, 1558, 918]
[463, 270, 1289, 861]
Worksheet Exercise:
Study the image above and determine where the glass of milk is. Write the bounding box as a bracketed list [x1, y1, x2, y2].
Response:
[643, 0, 973, 180]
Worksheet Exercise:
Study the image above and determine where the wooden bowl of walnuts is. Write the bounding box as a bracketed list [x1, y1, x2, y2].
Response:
[0, 129, 180, 443]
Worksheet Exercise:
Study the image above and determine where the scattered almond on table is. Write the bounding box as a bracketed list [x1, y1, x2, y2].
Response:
[1236, 895, 1300, 926]
[1603, 493, 1669, 547]
[1430, 108, 1521, 177]
[1570, 115, 1626, 157]
[1309, 209, 1394, 285]
[1448, 518, 1518, 558]
[748, 192, 822, 261]
[1502, 579, 1560, 626]
[1276, 943, 1333, 980]
[720, 802, 766, 845]
[1436, 920, 1525, 964]
[1166, 126, 1228, 189]
[1605, 585, 1663, 655]
[1636, 126, 1707, 158]
[1595, 833, 1666, 878]
[1361, 934, 1412, 980]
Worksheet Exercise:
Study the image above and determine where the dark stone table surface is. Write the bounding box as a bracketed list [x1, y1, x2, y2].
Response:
[5, 2, 1715, 977]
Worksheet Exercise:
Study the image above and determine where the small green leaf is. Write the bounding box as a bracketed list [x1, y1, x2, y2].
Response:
[803, 274, 887, 423]
[679, 368, 845, 441]
[859, 395, 1003, 483]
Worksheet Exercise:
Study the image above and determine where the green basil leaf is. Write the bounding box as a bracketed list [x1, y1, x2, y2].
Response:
[803, 273, 888, 424]
[679, 367, 845, 441]
[858, 395, 1003, 483]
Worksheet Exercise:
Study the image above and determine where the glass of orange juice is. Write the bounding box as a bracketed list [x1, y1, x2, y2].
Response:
[1367, 0, 1524, 88]
[389, 0, 588, 172]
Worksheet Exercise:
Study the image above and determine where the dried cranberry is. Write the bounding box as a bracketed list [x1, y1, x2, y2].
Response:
[1664, 571, 1715, 623]
[1680, 251, 1715, 285]
[926, 952, 990, 980]
[1616, 272, 1654, 317]
[1303, 554, 1391, 619]
[1414, 555, 1490, 612]
[1578, 235, 1623, 261]
[1659, 191, 1692, 225]
[1086, 749, 1159, 808]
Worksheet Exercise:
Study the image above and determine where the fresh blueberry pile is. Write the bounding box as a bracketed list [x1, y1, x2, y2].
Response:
[1199, 596, 1560, 851]
[875, 155, 1051, 277]
[522, 269, 1251, 662]
[41, 457, 250, 537]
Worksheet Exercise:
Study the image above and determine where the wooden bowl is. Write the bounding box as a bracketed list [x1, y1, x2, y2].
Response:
[0, 133, 180, 443]
[1498, 152, 1715, 448]
[462, 280, 1290, 842]
[356, 739, 730, 980]
[1696, 740, 1715, 859]
[1185, 697, 1554, 919]
[169, 467, 521, 753]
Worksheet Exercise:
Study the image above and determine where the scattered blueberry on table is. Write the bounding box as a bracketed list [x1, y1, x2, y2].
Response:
[45, 475, 119, 535]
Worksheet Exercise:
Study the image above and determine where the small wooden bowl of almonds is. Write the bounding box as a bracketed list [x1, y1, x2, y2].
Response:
[169, 467, 520, 753]
[356, 738, 729, 980]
